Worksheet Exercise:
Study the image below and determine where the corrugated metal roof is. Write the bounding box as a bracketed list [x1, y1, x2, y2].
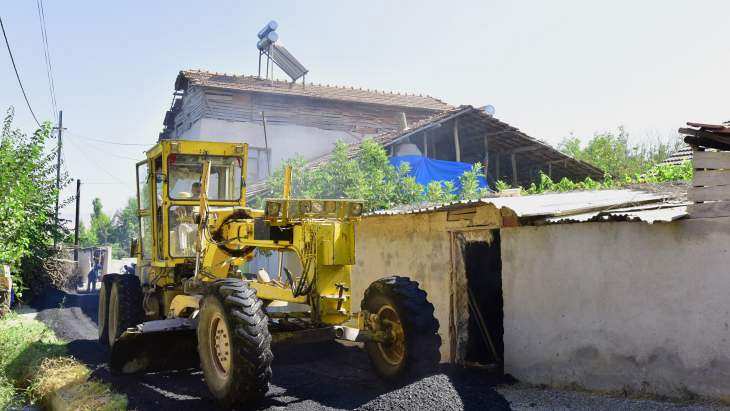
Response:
[659, 145, 692, 166]
[246, 106, 604, 199]
[543, 203, 688, 224]
[367, 189, 686, 225]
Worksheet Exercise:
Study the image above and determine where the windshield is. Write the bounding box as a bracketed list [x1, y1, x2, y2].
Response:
[168, 155, 242, 201]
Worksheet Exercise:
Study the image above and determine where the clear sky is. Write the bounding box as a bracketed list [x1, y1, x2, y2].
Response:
[2, 1, 729, 224]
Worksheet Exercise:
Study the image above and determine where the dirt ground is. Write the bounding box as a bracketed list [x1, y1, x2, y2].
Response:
[29, 289, 729, 411]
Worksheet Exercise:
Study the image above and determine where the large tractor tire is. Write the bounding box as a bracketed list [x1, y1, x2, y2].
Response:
[197, 279, 272, 407]
[97, 274, 116, 345]
[107, 274, 144, 348]
[362, 276, 441, 384]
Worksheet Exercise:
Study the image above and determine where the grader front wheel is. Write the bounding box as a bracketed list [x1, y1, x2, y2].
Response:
[362, 276, 441, 383]
[197, 279, 273, 407]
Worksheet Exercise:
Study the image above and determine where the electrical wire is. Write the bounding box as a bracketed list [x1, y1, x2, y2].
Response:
[36, 0, 57, 118]
[0, 15, 42, 128]
[65, 136, 142, 161]
[65, 131, 153, 147]
[64, 135, 131, 184]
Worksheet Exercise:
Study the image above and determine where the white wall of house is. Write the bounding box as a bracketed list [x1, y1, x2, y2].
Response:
[178, 117, 363, 182]
[501, 217, 730, 400]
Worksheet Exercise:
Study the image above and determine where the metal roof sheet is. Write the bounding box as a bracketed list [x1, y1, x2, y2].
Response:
[368, 189, 685, 225]
[544, 203, 688, 224]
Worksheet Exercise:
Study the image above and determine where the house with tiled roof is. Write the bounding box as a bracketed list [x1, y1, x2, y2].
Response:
[160, 70, 450, 182]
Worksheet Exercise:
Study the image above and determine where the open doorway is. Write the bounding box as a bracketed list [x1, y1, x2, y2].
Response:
[463, 230, 503, 367]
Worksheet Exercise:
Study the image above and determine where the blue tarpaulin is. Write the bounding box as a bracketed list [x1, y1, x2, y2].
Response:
[389, 155, 487, 193]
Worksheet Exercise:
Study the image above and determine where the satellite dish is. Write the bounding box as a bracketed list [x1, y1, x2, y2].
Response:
[483, 105, 496, 116]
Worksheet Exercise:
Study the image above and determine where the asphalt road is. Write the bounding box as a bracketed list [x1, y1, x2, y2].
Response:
[32, 289, 511, 411]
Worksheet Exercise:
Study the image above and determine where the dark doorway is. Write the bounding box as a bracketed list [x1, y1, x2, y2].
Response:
[464, 231, 503, 366]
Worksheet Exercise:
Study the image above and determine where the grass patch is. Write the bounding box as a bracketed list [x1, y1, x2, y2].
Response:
[0, 375, 15, 409]
[0, 312, 126, 410]
[0, 312, 67, 382]
[0, 312, 66, 409]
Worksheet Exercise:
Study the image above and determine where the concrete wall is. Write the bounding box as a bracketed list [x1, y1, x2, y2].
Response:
[352, 212, 453, 361]
[181, 117, 363, 182]
[501, 217, 730, 400]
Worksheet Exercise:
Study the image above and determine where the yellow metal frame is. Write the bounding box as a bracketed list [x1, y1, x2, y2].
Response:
[136, 140, 363, 327]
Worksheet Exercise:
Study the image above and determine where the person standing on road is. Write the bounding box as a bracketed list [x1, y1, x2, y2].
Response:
[87, 259, 100, 293]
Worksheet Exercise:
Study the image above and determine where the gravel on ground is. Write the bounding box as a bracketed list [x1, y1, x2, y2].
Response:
[30, 289, 730, 411]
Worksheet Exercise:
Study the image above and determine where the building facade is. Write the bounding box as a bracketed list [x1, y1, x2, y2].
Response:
[160, 70, 450, 183]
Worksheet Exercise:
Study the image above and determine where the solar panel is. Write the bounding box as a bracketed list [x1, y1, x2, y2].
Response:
[267, 43, 308, 82]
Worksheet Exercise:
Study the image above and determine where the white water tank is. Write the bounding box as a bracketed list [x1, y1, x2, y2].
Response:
[394, 143, 422, 156]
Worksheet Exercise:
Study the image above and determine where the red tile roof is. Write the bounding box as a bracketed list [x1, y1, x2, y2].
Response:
[176, 70, 451, 111]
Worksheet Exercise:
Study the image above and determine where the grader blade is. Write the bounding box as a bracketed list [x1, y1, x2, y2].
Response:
[109, 319, 198, 374]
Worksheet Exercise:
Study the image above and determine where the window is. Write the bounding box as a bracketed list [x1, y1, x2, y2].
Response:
[169, 206, 197, 257]
[247, 147, 271, 183]
[137, 162, 150, 211]
[154, 157, 164, 259]
[168, 155, 242, 201]
[140, 216, 153, 260]
[136, 161, 151, 260]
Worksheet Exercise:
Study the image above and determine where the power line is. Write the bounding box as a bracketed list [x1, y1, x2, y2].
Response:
[64, 135, 131, 184]
[36, 0, 58, 118]
[74, 137, 142, 161]
[65, 131, 153, 147]
[0, 15, 42, 128]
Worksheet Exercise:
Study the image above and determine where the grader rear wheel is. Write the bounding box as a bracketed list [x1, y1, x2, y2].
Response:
[197, 279, 272, 407]
[97, 275, 115, 345]
[362, 276, 441, 384]
[107, 274, 143, 348]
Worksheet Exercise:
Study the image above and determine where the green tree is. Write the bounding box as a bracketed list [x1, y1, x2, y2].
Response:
[77, 221, 97, 247]
[262, 139, 425, 212]
[89, 198, 112, 245]
[559, 127, 679, 180]
[260, 138, 494, 211]
[0, 108, 68, 297]
[110, 197, 139, 257]
[459, 163, 489, 201]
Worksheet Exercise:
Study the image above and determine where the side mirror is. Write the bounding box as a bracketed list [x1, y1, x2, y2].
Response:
[130, 238, 139, 257]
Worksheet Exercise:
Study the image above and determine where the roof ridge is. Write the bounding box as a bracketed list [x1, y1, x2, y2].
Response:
[180, 69, 448, 105]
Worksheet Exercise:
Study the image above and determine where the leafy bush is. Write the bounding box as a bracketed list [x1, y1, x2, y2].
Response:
[0, 108, 69, 298]
[558, 127, 681, 181]
[259, 139, 489, 211]
[511, 161, 693, 195]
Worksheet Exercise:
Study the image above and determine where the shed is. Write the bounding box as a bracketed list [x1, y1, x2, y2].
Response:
[350, 188, 730, 400]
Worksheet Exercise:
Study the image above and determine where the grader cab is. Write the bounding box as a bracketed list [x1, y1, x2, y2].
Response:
[97, 140, 440, 407]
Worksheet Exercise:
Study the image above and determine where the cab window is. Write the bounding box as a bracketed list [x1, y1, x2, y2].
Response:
[168, 155, 242, 201]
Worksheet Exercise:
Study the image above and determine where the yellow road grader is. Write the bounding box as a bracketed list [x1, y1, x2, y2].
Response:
[97, 140, 440, 407]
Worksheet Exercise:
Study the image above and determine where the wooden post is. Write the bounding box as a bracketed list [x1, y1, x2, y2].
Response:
[74, 179, 81, 262]
[548, 162, 552, 179]
[495, 154, 500, 181]
[423, 132, 428, 157]
[453, 119, 461, 162]
[511, 153, 517, 186]
[483, 135, 489, 179]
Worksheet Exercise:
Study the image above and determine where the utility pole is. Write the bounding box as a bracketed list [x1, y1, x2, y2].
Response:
[74, 179, 80, 262]
[53, 110, 65, 245]
[261, 111, 271, 178]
